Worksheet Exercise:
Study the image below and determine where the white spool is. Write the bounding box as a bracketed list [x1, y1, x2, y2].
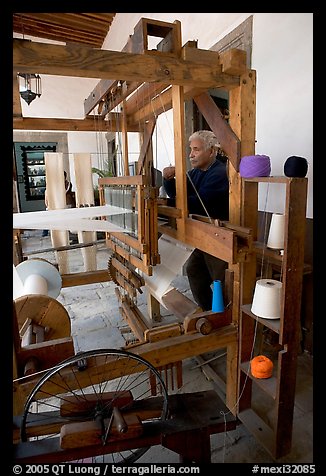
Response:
[267, 213, 285, 250]
[251, 279, 282, 319]
[13, 258, 62, 299]
[23, 274, 48, 296]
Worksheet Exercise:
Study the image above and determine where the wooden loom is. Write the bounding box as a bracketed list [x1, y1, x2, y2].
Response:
[93, 17, 254, 399]
[13, 17, 257, 460]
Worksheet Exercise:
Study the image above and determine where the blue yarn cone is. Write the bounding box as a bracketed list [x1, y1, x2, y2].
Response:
[212, 280, 224, 312]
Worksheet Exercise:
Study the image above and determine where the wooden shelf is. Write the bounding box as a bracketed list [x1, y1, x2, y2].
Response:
[241, 304, 280, 334]
[240, 361, 277, 399]
[244, 176, 292, 184]
[240, 177, 308, 458]
[254, 242, 312, 275]
[253, 241, 283, 263]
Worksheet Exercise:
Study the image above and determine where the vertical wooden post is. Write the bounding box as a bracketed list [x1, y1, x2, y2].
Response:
[274, 177, 307, 458]
[228, 70, 256, 415]
[229, 70, 256, 225]
[228, 70, 256, 324]
[225, 340, 238, 414]
[13, 71, 22, 117]
[121, 101, 130, 176]
[172, 85, 187, 241]
[147, 293, 162, 322]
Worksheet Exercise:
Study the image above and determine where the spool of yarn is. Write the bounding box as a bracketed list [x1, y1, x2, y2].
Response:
[239, 155, 271, 178]
[212, 279, 224, 312]
[284, 156, 308, 178]
[250, 355, 273, 379]
[13, 258, 62, 299]
[251, 279, 282, 319]
[267, 213, 285, 249]
[23, 274, 48, 296]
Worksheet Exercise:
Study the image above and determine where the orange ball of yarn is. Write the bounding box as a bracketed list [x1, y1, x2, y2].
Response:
[250, 355, 273, 379]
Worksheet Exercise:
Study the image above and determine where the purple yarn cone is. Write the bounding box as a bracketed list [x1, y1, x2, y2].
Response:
[239, 155, 271, 178]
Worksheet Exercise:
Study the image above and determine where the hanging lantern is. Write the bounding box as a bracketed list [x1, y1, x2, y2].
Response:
[18, 73, 42, 105]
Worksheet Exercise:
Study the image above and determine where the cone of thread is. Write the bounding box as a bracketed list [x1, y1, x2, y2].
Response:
[212, 280, 224, 312]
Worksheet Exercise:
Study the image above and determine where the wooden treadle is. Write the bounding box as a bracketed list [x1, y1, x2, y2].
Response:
[14, 390, 237, 463]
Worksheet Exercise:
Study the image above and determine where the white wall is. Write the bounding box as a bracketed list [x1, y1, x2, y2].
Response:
[252, 13, 313, 217]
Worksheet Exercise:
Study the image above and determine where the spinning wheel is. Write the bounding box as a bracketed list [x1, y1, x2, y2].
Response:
[20, 349, 168, 463]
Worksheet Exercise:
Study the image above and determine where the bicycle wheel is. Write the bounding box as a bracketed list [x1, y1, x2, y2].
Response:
[20, 348, 169, 463]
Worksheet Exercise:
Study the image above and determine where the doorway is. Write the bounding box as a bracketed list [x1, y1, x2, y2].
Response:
[14, 142, 57, 212]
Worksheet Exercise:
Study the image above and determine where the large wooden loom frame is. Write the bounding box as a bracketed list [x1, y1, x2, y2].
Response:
[13, 17, 257, 450]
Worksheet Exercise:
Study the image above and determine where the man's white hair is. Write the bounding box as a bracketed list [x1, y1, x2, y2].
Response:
[189, 130, 221, 152]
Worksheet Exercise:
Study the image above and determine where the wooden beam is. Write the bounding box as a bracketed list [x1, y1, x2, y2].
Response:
[172, 85, 187, 241]
[13, 115, 139, 132]
[85, 80, 140, 117]
[84, 79, 116, 116]
[184, 218, 236, 263]
[84, 18, 182, 115]
[228, 70, 256, 368]
[126, 44, 244, 127]
[160, 217, 239, 264]
[99, 176, 148, 186]
[193, 92, 240, 170]
[13, 72, 22, 118]
[120, 302, 150, 342]
[137, 119, 156, 174]
[229, 70, 256, 223]
[124, 82, 168, 116]
[157, 205, 182, 218]
[182, 45, 220, 64]
[121, 101, 130, 176]
[14, 325, 238, 405]
[127, 84, 207, 126]
[61, 270, 110, 287]
[13, 39, 240, 89]
[219, 49, 247, 75]
[84, 17, 152, 115]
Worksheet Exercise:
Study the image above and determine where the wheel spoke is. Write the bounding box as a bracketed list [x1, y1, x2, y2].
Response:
[21, 349, 169, 463]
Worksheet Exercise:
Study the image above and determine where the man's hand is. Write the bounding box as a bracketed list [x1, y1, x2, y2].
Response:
[163, 166, 175, 180]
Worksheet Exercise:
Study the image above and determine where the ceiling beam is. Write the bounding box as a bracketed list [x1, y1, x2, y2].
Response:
[127, 85, 208, 126]
[13, 39, 240, 90]
[124, 82, 168, 117]
[13, 13, 115, 49]
[85, 80, 140, 119]
[13, 115, 139, 132]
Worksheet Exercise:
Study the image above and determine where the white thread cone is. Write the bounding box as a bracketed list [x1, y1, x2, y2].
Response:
[267, 213, 285, 250]
[23, 274, 48, 296]
[251, 279, 282, 319]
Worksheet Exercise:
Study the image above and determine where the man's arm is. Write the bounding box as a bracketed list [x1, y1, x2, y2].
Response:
[162, 166, 176, 198]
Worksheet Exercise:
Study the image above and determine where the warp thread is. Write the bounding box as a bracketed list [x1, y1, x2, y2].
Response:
[239, 155, 271, 178]
[284, 156, 308, 178]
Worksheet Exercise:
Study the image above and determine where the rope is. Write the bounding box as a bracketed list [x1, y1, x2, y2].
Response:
[186, 170, 214, 224]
